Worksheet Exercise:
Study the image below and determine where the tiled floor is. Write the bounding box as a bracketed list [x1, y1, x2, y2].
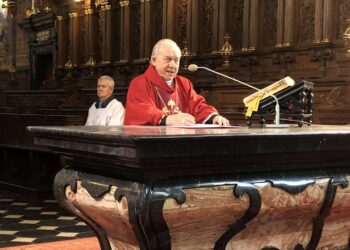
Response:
[0, 188, 94, 248]
[0, 237, 99, 250]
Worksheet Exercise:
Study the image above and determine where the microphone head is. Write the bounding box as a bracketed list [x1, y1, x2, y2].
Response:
[187, 64, 198, 72]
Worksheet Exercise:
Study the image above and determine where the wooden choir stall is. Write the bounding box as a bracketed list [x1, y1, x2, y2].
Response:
[28, 124, 350, 250]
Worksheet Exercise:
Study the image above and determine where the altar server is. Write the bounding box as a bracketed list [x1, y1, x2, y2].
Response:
[85, 75, 125, 126]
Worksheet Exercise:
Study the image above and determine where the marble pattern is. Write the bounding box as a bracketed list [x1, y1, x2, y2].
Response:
[63, 175, 350, 249]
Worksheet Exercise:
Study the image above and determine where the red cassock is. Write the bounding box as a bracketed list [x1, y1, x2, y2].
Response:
[124, 65, 218, 125]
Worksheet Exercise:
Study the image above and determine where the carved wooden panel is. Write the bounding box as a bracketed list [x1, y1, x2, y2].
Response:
[130, 0, 141, 60]
[226, 0, 244, 51]
[199, 0, 214, 54]
[97, 7, 104, 63]
[80, 13, 88, 64]
[64, 15, 70, 63]
[89, 11, 99, 64]
[2, 0, 350, 126]
[262, 0, 277, 48]
[111, 4, 121, 62]
[297, 0, 315, 43]
[151, 0, 161, 43]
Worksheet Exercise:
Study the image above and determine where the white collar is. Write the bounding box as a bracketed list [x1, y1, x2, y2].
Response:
[166, 79, 174, 87]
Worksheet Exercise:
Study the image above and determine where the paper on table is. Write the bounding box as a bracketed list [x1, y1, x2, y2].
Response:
[170, 124, 242, 129]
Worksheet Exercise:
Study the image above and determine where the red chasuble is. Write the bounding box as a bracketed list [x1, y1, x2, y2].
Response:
[124, 65, 217, 125]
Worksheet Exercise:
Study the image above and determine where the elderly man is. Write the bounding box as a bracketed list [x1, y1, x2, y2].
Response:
[85, 75, 125, 125]
[124, 38, 230, 126]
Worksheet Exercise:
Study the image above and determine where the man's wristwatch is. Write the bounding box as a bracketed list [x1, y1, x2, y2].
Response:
[160, 116, 168, 126]
[206, 114, 218, 124]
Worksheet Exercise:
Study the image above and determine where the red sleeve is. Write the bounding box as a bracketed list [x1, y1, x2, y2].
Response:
[184, 78, 218, 123]
[124, 76, 164, 125]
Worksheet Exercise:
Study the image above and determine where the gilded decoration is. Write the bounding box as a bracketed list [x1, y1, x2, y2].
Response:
[181, 40, 191, 69]
[94, 0, 101, 8]
[64, 57, 74, 77]
[84, 8, 93, 15]
[339, 0, 350, 39]
[161, 98, 180, 115]
[69, 12, 78, 18]
[343, 19, 350, 56]
[219, 34, 234, 67]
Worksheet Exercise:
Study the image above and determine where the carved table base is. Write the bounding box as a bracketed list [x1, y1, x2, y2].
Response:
[54, 167, 350, 250]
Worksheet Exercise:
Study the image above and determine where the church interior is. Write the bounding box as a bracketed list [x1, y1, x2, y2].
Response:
[1, 0, 350, 249]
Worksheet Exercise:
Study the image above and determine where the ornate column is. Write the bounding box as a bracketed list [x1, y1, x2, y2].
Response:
[283, 0, 295, 46]
[8, 0, 17, 73]
[249, 0, 259, 50]
[140, 0, 146, 59]
[242, 0, 251, 51]
[322, 0, 334, 42]
[119, 0, 125, 60]
[120, 0, 130, 61]
[212, 0, 226, 52]
[100, 4, 112, 64]
[315, 0, 335, 43]
[162, 0, 175, 38]
[56, 16, 65, 68]
[186, 0, 198, 55]
[144, 0, 153, 58]
[276, 0, 285, 47]
[140, 0, 153, 59]
[242, 0, 259, 51]
[84, 6, 95, 66]
[276, 0, 295, 47]
[315, 0, 323, 43]
[66, 11, 79, 69]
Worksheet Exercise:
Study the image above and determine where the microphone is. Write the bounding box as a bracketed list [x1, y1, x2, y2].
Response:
[188, 64, 289, 128]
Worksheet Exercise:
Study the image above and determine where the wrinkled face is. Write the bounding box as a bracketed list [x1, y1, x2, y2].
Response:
[151, 43, 181, 81]
[97, 80, 113, 101]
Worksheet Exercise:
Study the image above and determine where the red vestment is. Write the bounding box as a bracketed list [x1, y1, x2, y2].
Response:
[124, 65, 217, 125]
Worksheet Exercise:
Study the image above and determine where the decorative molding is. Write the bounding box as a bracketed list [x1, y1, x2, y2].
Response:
[319, 86, 348, 107]
[214, 183, 261, 250]
[310, 48, 333, 75]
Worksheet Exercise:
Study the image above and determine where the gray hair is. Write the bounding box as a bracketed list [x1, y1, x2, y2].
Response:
[151, 38, 182, 59]
[98, 75, 115, 89]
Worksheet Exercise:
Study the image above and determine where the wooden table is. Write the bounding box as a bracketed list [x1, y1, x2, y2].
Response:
[28, 125, 350, 250]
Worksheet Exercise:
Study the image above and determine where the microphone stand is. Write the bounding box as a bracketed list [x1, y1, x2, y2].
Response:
[194, 66, 289, 128]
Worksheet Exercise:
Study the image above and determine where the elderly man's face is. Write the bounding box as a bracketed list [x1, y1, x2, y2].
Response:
[151, 43, 181, 81]
[97, 80, 113, 101]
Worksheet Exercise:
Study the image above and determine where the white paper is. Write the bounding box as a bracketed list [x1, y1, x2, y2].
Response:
[170, 124, 241, 129]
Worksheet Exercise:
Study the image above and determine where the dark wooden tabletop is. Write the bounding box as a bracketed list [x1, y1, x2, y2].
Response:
[27, 125, 350, 180]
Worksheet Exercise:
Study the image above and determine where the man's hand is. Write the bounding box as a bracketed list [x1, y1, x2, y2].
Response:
[166, 113, 195, 126]
[213, 115, 230, 126]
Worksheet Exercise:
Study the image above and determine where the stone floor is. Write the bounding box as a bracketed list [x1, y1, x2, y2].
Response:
[0, 187, 94, 248]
